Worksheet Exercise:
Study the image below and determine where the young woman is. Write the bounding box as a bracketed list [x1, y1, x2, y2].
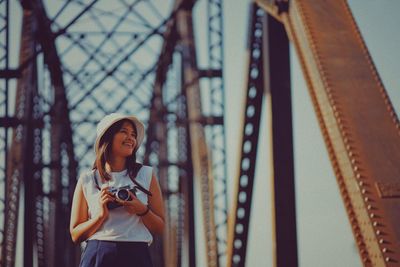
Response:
[70, 113, 165, 267]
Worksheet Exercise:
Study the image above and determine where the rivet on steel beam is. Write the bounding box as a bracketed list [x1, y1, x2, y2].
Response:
[379, 239, 387, 244]
[359, 181, 364, 186]
[364, 197, 370, 202]
[382, 248, 390, 253]
[361, 189, 367, 194]
[385, 257, 392, 262]
[334, 111, 339, 118]
[376, 230, 382, 235]
[370, 213, 375, 218]
[373, 221, 381, 227]
[367, 205, 372, 210]
[351, 158, 358, 165]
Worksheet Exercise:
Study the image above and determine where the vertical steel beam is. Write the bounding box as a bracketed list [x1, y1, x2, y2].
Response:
[265, 11, 298, 267]
[0, 1, 11, 264]
[226, 4, 265, 267]
[177, 1, 219, 266]
[2, 9, 39, 267]
[29, 0, 78, 266]
[1, 5, 46, 267]
[177, 48, 196, 267]
[206, 0, 228, 264]
[145, 11, 178, 266]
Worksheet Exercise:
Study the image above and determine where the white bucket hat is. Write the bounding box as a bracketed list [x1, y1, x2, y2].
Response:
[94, 113, 145, 154]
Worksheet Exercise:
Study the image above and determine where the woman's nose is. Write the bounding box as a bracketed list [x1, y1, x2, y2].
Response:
[127, 134, 136, 141]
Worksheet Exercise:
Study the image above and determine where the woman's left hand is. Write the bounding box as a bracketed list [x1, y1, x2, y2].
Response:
[116, 191, 147, 215]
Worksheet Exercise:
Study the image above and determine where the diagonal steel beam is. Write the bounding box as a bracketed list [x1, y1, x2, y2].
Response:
[263, 0, 400, 265]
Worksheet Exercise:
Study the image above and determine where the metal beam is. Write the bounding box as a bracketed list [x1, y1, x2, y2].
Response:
[226, 4, 264, 267]
[206, 0, 228, 263]
[177, 0, 219, 265]
[265, 11, 298, 267]
[2, 9, 41, 267]
[29, 0, 78, 266]
[279, 0, 400, 265]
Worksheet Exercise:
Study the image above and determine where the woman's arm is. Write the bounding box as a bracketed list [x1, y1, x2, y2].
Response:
[69, 178, 112, 243]
[140, 173, 165, 235]
[121, 173, 165, 235]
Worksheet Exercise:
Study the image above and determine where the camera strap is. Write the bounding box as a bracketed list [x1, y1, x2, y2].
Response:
[92, 164, 152, 196]
[92, 170, 101, 191]
[129, 169, 153, 196]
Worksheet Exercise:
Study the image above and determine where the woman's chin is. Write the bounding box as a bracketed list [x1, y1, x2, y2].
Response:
[125, 150, 134, 157]
[115, 149, 133, 158]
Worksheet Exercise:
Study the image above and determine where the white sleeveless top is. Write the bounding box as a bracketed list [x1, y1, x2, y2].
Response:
[80, 165, 153, 243]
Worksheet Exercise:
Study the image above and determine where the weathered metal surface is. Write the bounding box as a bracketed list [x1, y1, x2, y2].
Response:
[279, 0, 400, 265]
[2, 10, 37, 267]
[177, 3, 220, 266]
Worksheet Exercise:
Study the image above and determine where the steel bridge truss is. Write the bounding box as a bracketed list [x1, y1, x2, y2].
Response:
[0, 0, 228, 266]
[228, 1, 400, 266]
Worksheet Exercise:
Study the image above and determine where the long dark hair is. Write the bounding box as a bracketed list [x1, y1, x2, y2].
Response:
[93, 119, 142, 182]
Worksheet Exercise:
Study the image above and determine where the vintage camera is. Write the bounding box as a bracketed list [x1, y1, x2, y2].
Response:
[107, 185, 137, 210]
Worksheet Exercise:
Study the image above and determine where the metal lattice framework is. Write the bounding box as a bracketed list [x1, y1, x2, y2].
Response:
[227, 1, 400, 266]
[3, 0, 400, 266]
[1, 0, 228, 266]
[0, 0, 10, 261]
[206, 0, 228, 262]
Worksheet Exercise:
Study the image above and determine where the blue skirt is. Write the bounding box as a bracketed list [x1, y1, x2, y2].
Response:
[79, 240, 153, 267]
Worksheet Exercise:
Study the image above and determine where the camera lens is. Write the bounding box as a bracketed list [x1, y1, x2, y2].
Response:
[116, 189, 130, 201]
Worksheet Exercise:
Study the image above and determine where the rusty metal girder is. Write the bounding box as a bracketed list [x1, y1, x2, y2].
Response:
[266, 0, 400, 265]
[255, 0, 288, 22]
[2, 9, 44, 267]
[29, 0, 79, 266]
[176, 2, 220, 266]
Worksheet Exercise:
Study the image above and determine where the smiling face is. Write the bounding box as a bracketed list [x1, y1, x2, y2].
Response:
[110, 121, 137, 158]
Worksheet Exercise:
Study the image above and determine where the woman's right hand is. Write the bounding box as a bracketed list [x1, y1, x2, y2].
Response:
[98, 185, 114, 220]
